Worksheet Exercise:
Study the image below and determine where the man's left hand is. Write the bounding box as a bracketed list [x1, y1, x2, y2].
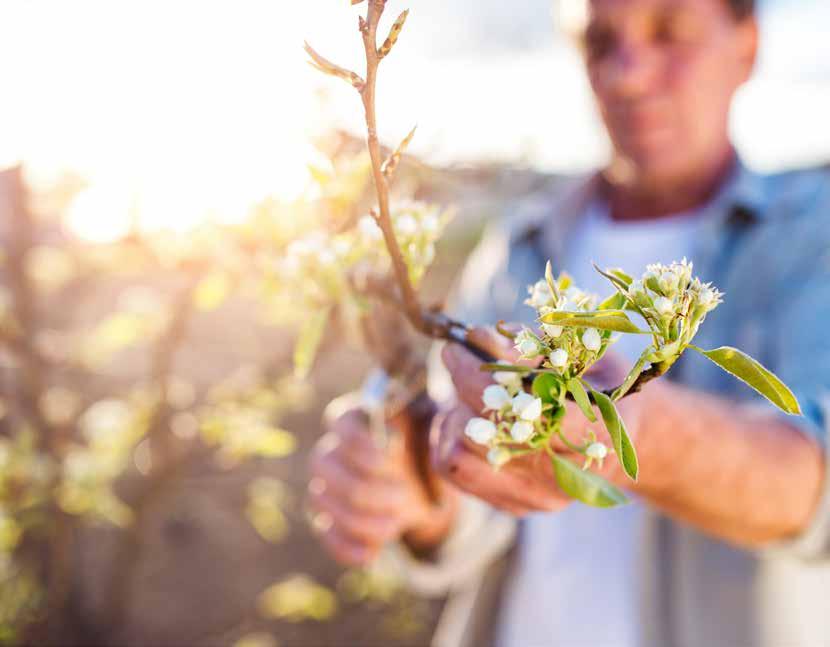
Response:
[433, 326, 638, 516]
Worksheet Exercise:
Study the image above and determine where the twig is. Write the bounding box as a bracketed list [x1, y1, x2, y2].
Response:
[309, 3, 662, 402]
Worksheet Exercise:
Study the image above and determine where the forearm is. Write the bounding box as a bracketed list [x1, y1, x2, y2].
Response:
[628, 380, 825, 548]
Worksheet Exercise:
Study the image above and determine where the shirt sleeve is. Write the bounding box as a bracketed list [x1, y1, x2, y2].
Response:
[761, 257, 830, 561]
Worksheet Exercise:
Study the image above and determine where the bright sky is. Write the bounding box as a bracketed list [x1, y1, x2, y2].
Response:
[1, 0, 828, 241]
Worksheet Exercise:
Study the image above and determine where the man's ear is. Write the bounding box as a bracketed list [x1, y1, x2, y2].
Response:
[735, 17, 759, 84]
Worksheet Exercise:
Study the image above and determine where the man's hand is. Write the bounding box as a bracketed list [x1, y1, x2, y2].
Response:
[307, 400, 459, 566]
[433, 326, 637, 516]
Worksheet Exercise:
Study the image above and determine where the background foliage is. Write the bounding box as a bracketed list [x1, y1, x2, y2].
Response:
[0, 138, 549, 646]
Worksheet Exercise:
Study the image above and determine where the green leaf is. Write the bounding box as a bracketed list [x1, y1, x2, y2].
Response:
[533, 373, 562, 405]
[293, 307, 331, 380]
[692, 346, 802, 415]
[592, 263, 631, 293]
[550, 453, 629, 507]
[567, 379, 596, 422]
[480, 363, 532, 374]
[611, 350, 650, 400]
[194, 272, 231, 311]
[591, 390, 639, 481]
[539, 309, 648, 334]
[545, 260, 560, 302]
[608, 268, 633, 286]
[598, 292, 627, 311]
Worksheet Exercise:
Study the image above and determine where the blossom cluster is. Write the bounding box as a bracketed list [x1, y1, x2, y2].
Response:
[626, 258, 723, 347]
[464, 370, 544, 468]
[516, 277, 612, 378]
[273, 201, 451, 309]
[355, 200, 452, 285]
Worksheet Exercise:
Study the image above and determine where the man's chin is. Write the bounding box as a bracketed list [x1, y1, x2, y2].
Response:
[611, 145, 690, 186]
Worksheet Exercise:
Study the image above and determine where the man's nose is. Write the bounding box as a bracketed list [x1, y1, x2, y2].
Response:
[596, 42, 661, 100]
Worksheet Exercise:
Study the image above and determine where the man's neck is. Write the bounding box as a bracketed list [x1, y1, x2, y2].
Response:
[600, 150, 737, 222]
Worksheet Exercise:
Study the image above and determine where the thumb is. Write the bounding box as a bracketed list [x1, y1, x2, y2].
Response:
[466, 325, 541, 367]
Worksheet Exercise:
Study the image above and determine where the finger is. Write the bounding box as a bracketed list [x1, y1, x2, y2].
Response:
[317, 521, 377, 566]
[442, 444, 570, 513]
[309, 452, 407, 514]
[466, 326, 523, 363]
[433, 407, 569, 513]
[308, 489, 400, 545]
[334, 417, 402, 479]
[467, 326, 544, 369]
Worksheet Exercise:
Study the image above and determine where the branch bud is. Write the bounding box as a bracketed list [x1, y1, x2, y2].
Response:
[303, 41, 366, 91]
[377, 9, 409, 60]
[381, 125, 417, 180]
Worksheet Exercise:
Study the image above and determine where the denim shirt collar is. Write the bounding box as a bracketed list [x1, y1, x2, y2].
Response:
[511, 157, 769, 283]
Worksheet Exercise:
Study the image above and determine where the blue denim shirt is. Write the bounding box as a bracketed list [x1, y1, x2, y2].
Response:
[445, 160, 830, 647]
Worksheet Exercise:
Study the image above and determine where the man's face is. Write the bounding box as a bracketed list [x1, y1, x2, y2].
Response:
[579, 0, 757, 184]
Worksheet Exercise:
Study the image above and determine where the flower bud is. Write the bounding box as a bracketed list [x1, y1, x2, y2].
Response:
[512, 392, 543, 421]
[628, 279, 645, 295]
[549, 348, 569, 369]
[510, 420, 535, 443]
[493, 368, 522, 392]
[659, 271, 677, 294]
[395, 214, 418, 237]
[464, 417, 497, 445]
[581, 328, 602, 352]
[541, 323, 563, 338]
[482, 384, 512, 411]
[514, 329, 543, 359]
[487, 446, 512, 469]
[526, 280, 551, 309]
[653, 296, 674, 316]
[421, 213, 440, 235]
[698, 287, 716, 307]
[586, 442, 608, 460]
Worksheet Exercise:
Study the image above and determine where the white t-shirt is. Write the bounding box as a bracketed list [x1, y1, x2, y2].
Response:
[495, 201, 703, 647]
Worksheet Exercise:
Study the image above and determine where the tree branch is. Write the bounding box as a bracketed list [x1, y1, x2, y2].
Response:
[347, 2, 662, 401]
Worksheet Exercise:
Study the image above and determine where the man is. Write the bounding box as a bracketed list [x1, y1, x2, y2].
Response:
[308, 0, 830, 645]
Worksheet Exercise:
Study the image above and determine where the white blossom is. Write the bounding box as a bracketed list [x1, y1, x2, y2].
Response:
[541, 323, 563, 338]
[514, 329, 543, 359]
[395, 214, 418, 237]
[586, 442, 608, 460]
[332, 238, 351, 258]
[487, 446, 512, 469]
[510, 420, 535, 443]
[659, 271, 677, 294]
[421, 213, 440, 235]
[512, 392, 543, 421]
[549, 348, 569, 369]
[493, 362, 523, 392]
[628, 279, 645, 295]
[653, 296, 674, 316]
[581, 328, 602, 352]
[464, 417, 497, 445]
[358, 215, 382, 241]
[526, 280, 552, 309]
[482, 384, 512, 411]
[317, 249, 336, 266]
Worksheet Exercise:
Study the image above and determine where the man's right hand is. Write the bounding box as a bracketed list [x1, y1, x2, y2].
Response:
[307, 401, 459, 566]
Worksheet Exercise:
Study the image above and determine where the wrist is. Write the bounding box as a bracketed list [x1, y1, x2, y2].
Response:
[401, 489, 459, 557]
